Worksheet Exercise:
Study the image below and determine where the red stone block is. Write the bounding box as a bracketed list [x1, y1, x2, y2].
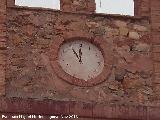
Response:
[103, 105, 147, 120]
[154, 62, 160, 73]
[60, 0, 95, 13]
[153, 53, 160, 61]
[153, 45, 160, 53]
[154, 73, 160, 84]
[69, 101, 93, 118]
[7, 0, 15, 7]
[148, 106, 160, 120]
[134, 0, 150, 17]
[92, 103, 105, 118]
[0, 1, 6, 9]
[151, 32, 160, 44]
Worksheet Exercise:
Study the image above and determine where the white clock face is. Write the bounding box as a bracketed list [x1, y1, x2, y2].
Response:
[58, 40, 104, 81]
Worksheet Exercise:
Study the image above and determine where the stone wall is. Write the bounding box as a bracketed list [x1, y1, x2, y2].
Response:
[60, 0, 96, 13]
[0, 0, 7, 96]
[151, 0, 160, 106]
[5, 7, 152, 106]
[1, 97, 160, 120]
[7, 0, 15, 7]
[134, 0, 150, 17]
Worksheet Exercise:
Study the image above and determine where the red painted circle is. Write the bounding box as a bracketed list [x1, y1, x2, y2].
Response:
[49, 36, 113, 87]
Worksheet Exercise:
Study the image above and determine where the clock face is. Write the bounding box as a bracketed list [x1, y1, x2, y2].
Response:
[58, 40, 104, 81]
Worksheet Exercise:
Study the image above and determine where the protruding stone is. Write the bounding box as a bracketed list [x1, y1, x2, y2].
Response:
[114, 20, 127, 28]
[108, 84, 119, 91]
[116, 46, 134, 63]
[127, 56, 153, 73]
[122, 78, 140, 89]
[141, 88, 153, 95]
[134, 43, 150, 52]
[0, 42, 6, 50]
[119, 27, 129, 36]
[60, 0, 96, 13]
[133, 24, 148, 32]
[129, 32, 140, 40]
[105, 27, 119, 37]
[115, 68, 126, 82]
[86, 22, 99, 28]
[135, 92, 147, 104]
[12, 34, 23, 45]
[92, 27, 105, 35]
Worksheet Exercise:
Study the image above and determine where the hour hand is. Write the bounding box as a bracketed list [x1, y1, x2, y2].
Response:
[79, 48, 82, 63]
[72, 48, 79, 60]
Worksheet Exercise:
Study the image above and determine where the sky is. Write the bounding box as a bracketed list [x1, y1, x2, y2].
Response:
[15, 0, 134, 16]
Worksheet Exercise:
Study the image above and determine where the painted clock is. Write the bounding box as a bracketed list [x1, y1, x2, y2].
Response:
[50, 36, 112, 87]
[58, 40, 104, 81]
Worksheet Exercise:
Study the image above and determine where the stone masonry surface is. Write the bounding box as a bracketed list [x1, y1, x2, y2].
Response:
[0, 0, 7, 96]
[5, 7, 153, 106]
[1, 0, 160, 119]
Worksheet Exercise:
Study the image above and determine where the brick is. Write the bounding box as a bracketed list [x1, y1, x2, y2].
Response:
[69, 102, 93, 117]
[0, 1, 6, 9]
[0, 56, 5, 66]
[152, 32, 160, 44]
[7, 0, 15, 7]
[0, 14, 6, 24]
[152, 24, 160, 31]
[0, 65, 5, 96]
[92, 104, 105, 118]
[153, 53, 160, 61]
[154, 73, 160, 84]
[0, 37, 6, 42]
[153, 84, 160, 95]
[134, 0, 150, 17]
[154, 62, 160, 73]
[0, 25, 6, 30]
[60, 0, 95, 13]
[153, 45, 160, 53]
[0, 80, 5, 96]
[0, 29, 6, 37]
[148, 107, 160, 120]
[0, 42, 6, 50]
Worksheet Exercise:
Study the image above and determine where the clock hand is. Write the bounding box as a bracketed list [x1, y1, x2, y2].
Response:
[72, 48, 79, 60]
[79, 48, 82, 63]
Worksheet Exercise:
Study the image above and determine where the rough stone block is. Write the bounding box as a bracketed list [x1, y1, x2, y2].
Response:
[119, 27, 129, 36]
[0, 65, 5, 96]
[7, 0, 15, 7]
[114, 20, 127, 28]
[129, 31, 140, 39]
[153, 45, 160, 53]
[154, 73, 160, 84]
[60, 0, 95, 13]
[153, 53, 160, 62]
[133, 24, 148, 31]
[154, 62, 160, 73]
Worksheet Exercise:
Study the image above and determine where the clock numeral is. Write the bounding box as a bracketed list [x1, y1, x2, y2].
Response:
[98, 62, 101, 66]
[80, 44, 82, 47]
